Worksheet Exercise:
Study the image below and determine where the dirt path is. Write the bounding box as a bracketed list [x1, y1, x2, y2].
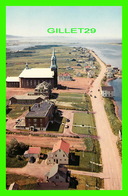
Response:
[89, 50, 122, 190]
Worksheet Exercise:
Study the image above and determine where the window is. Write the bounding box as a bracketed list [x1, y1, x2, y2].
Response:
[56, 176, 59, 179]
[59, 149, 61, 152]
[33, 119, 37, 122]
[63, 154, 65, 157]
[64, 159, 66, 161]
[60, 159, 62, 161]
[55, 155, 57, 157]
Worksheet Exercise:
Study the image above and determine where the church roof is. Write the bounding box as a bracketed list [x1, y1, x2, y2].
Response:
[19, 68, 54, 78]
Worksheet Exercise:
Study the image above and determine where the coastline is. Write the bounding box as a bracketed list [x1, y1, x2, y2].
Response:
[105, 78, 122, 122]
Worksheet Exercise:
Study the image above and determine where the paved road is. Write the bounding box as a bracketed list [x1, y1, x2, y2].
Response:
[89, 51, 122, 190]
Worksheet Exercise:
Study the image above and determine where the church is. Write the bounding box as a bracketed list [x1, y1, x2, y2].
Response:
[6, 49, 58, 88]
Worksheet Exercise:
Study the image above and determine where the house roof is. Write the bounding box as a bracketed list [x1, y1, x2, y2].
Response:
[101, 86, 114, 91]
[25, 101, 54, 118]
[28, 147, 41, 154]
[10, 94, 45, 100]
[52, 139, 70, 154]
[19, 68, 54, 78]
[6, 77, 19, 82]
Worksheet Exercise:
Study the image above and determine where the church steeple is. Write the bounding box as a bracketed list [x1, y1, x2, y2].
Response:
[50, 49, 58, 87]
[51, 48, 57, 70]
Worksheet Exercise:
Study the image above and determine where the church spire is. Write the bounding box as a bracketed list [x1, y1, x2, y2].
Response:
[51, 48, 57, 70]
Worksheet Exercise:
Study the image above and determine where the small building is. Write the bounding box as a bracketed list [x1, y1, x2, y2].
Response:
[59, 73, 73, 81]
[6, 77, 20, 88]
[34, 81, 52, 98]
[25, 101, 55, 131]
[47, 139, 70, 165]
[87, 70, 95, 78]
[106, 72, 114, 79]
[46, 164, 70, 184]
[24, 147, 41, 159]
[101, 86, 114, 97]
[113, 67, 119, 74]
[106, 64, 112, 67]
[9, 95, 45, 105]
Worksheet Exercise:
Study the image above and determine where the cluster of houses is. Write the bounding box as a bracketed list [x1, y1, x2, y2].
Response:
[8, 139, 72, 190]
[68, 47, 98, 78]
[106, 64, 121, 79]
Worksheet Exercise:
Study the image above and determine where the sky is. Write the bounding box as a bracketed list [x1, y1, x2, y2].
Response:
[6, 6, 122, 40]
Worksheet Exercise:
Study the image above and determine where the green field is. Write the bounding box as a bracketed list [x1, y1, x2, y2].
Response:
[72, 112, 96, 135]
[6, 45, 100, 78]
[7, 104, 30, 119]
[56, 92, 92, 111]
[70, 174, 104, 190]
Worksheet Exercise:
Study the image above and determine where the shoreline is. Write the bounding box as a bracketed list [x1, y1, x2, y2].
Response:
[105, 78, 122, 122]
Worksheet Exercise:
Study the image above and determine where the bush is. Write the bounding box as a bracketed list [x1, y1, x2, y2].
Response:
[7, 138, 29, 157]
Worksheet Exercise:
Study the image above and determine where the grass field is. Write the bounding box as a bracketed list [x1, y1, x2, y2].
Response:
[6, 45, 100, 78]
[104, 98, 122, 157]
[56, 92, 92, 111]
[68, 137, 102, 173]
[6, 174, 38, 190]
[6, 156, 28, 168]
[7, 104, 30, 119]
[72, 112, 96, 135]
[70, 174, 104, 190]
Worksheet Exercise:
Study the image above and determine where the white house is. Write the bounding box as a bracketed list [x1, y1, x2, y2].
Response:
[101, 86, 114, 98]
[47, 139, 70, 165]
[46, 164, 70, 184]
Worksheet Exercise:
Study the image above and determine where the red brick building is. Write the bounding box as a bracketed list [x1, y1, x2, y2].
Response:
[25, 101, 55, 131]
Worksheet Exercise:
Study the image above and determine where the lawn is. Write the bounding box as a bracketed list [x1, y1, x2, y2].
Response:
[7, 104, 30, 119]
[70, 174, 104, 190]
[68, 138, 102, 173]
[6, 156, 28, 168]
[56, 92, 92, 111]
[6, 174, 38, 190]
[72, 112, 96, 135]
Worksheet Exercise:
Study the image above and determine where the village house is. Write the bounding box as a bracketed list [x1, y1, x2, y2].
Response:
[34, 81, 52, 98]
[24, 147, 41, 159]
[47, 139, 70, 165]
[58, 73, 73, 81]
[87, 70, 95, 78]
[25, 100, 55, 131]
[101, 86, 114, 98]
[9, 94, 45, 105]
[106, 72, 114, 79]
[46, 164, 70, 184]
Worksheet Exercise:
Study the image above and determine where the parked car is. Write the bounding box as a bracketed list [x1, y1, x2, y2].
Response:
[94, 96, 97, 98]
[65, 125, 69, 128]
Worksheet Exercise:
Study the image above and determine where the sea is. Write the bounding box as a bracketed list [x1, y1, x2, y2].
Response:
[6, 37, 122, 120]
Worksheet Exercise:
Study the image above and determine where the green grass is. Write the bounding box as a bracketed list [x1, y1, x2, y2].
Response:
[104, 98, 122, 157]
[7, 104, 30, 119]
[6, 45, 100, 78]
[6, 174, 38, 190]
[72, 112, 96, 135]
[56, 93, 92, 111]
[70, 174, 104, 190]
[104, 98, 122, 136]
[68, 139, 102, 173]
[6, 156, 28, 168]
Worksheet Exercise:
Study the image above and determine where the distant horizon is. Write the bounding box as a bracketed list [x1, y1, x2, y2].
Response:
[6, 6, 122, 40]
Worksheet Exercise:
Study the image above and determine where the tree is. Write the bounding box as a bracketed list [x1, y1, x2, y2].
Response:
[7, 138, 29, 157]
